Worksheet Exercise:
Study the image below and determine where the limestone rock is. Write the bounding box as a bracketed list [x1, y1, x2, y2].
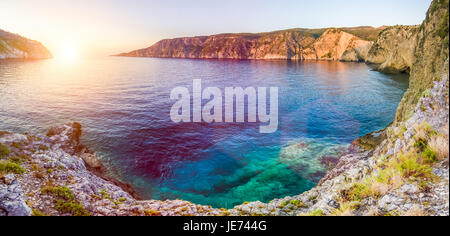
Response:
[365, 25, 419, 73]
[117, 27, 379, 61]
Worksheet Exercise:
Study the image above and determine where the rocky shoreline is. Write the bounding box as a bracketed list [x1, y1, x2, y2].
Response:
[230, 67, 449, 216]
[1, 0, 448, 216]
[0, 123, 229, 216]
[1, 67, 448, 216]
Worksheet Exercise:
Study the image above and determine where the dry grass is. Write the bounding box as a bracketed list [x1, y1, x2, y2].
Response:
[428, 135, 449, 161]
[404, 207, 427, 216]
[413, 123, 429, 141]
[332, 202, 359, 216]
[370, 181, 390, 196]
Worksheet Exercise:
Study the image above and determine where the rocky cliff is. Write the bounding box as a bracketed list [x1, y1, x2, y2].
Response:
[365, 25, 420, 73]
[0, 29, 52, 60]
[117, 27, 381, 61]
[395, 0, 449, 123]
[303, 28, 374, 61]
[0, 124, 227, 216]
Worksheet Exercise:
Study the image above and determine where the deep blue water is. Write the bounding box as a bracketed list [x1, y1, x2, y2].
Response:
[0, 57, 408, 208]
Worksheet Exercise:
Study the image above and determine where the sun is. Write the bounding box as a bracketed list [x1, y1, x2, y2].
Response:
[57, 43, 80, 62]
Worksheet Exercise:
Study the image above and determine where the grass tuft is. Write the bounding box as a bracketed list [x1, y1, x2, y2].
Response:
[0, 143, 10, 158]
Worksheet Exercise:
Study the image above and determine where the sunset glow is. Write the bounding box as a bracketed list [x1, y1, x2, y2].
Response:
[57, 43, 80, 62]
[0, 0, 432, 58]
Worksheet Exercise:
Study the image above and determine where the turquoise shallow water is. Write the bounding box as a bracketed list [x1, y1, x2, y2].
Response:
[0, 57, 409, 208]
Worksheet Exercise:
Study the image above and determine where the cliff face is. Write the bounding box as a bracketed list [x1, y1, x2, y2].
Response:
[395, 0, 449, 123]
[0, 29, 52, 60]
[365, 25, 420, 73]
[303, 28, 373, 61]
[117, 27, 380, 61]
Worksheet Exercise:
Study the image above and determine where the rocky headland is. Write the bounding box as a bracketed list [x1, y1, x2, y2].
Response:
[116, 27, 382, 62]
[0, 28, 52, 60]
[1, 0, 448, 216]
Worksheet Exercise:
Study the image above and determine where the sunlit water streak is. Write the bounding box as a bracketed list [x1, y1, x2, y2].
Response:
[0, 57, 409, 208]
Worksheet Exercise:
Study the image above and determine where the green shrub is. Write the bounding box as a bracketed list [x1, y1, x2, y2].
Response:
[288, 200, 306, 208]
[0, 143, 10, 158]
[300, 209, 324, 216]
[42, 185, 90, 216]
[42, 186, 75, 201]
[391, 152, 434, 180]
[118, 197, 127, 202]
[0, 160, 26, 175]
[55, 200, 90, 216]
[423, 147, 437, 163]
[8, 155, 30, 164]
[32, 209, 49, 216]
[144, 209, 162, 216]
[341, 181, 375, 202]
[308, 195, 318, 201]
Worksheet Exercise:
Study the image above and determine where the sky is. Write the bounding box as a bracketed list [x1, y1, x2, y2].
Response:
[0, 0, 433, 58]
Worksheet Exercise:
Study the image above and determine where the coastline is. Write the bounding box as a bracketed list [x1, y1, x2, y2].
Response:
[1, 67, 448, 215]
[1, 0, 448, 217]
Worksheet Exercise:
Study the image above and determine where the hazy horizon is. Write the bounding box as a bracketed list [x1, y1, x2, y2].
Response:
[1, 0, 433, 58]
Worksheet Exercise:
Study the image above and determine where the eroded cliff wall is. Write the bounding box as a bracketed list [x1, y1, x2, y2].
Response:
[117, 27, 381, 61]
[365, 25, 420, 73]
[395, 0, 449, 123]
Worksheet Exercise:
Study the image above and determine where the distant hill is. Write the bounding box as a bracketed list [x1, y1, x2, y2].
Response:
[0, 28, 52, 60]
[116, 26, 385, 61]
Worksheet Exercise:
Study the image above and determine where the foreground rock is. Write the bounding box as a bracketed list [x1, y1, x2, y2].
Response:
[0, 124, 227, 216]
[0, 28, 52, 60]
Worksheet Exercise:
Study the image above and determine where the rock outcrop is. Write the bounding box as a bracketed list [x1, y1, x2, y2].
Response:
[0, 124, 227, 216]
[117, 27, 381, 61]
[303, 28, 373, 61]
[365, 25, 420, 73]
[395, 0, 449, 123]
[0, 174, 32, 216]
[0, 29, 52, 60]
